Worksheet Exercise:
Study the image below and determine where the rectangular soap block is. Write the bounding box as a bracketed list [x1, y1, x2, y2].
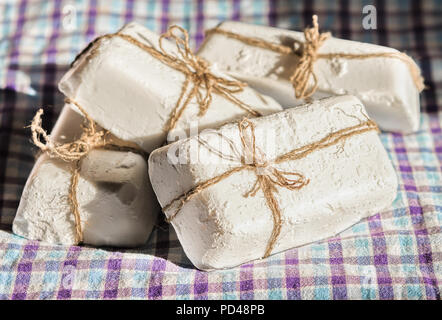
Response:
[13, 105, 159, 247]
[148, 95, 398, 270]
[59, 22, 282, 153]
[198, 21, 422, 133]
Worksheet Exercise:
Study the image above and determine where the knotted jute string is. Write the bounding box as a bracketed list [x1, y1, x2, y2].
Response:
[205, 15, 425, 99]
[163, 116, 379, 258]
[30, 98, 145, 244]
[81, 25, 262, 133]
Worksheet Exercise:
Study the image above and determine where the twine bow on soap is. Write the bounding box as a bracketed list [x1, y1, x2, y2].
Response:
[235, 119, 310, 257]
[30, 98, 144, 244]
[163, 114, 379, 259]
[205, 15, 425, 100]
[158, 26, 262, 132]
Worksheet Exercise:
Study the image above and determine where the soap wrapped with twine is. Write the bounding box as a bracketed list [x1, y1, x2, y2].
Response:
[74, 24, 262, 134]
[163, 115, 379, 258]
[205, 15, 425, 100]
[30, 98, 145, 244]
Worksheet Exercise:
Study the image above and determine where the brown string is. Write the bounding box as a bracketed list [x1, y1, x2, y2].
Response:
[163, 117, 379, 258]
[30, 98, 145, 244]
[69, 160, 82, 243]
[205, 15, 425, 99]
[91, 25, 262, 133]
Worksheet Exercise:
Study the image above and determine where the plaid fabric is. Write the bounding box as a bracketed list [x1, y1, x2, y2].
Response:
[0, 0, 441, 300]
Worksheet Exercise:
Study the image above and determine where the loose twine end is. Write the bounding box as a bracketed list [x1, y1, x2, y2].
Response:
[30, 99, 107, 163]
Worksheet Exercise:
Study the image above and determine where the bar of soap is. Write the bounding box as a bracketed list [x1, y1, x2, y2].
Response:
[58, 22, 283, 153]
[12, 105, 159, 247]
[148, 95, 398, 270]
[198, 21, 421, 133]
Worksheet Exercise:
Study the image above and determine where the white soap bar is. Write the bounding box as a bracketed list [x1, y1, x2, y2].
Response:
[148, 95, 398, 270]
[198, 21, 421, 133]
[58, 22, 283, 153]
[13, 105, 159, 247]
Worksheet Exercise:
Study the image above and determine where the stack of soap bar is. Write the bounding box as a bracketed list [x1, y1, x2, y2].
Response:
[13, 105, 159, 247]
[198, 21, 421, 133]
[59, 22, 283, 153]
[148, 95, 398, 270]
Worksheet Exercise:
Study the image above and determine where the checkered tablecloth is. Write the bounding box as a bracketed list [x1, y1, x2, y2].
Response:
[0, 0, 441, 300]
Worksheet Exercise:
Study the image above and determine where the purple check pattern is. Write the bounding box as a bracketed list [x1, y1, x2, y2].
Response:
[0, 0, 441, 300]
